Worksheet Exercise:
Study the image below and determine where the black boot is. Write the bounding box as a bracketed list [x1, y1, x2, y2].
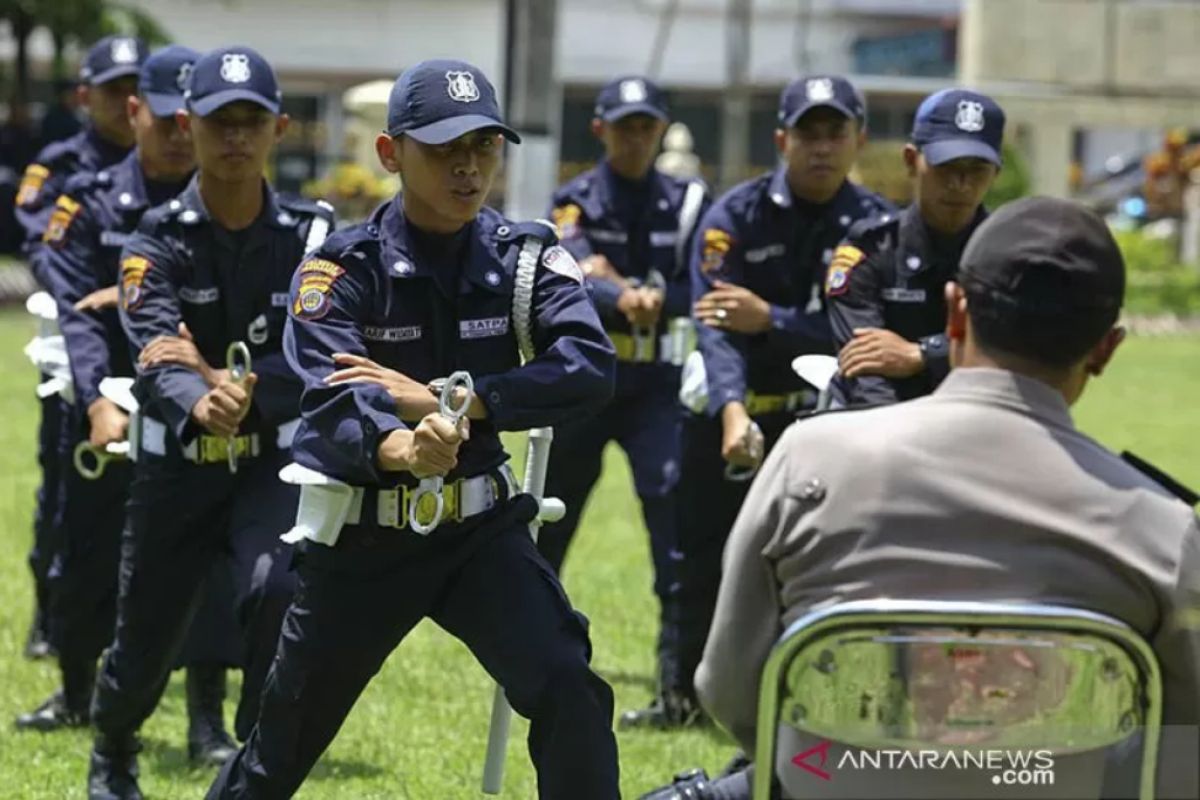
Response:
[186, 664, 238, 767]
[15, 690, 88, 731]
[638, 768, 713, 800]
[15, 657, 94, 731]
[618, 688, 705, 731]
[87, 733, 143, 800]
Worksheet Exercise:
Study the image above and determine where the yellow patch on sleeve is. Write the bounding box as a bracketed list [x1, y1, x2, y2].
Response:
[824, 244, 866, 297]
[550, 204, 582, 238]
[700, 228, 734, 275]
[120, 256, 153, 310]
[42, 195, 82, 247]
[16, 164, 50, 208]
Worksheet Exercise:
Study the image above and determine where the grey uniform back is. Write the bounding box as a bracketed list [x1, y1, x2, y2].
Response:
[697, 366, 1200, 799]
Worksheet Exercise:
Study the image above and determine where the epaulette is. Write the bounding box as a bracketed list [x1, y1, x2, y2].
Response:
[1121, 451, 1199, 506]
[278, 193, 335, 222]
[845, 210, 899, 244]
[498, 219, 558, 247]
[320, 222, 375, 260]
[134, 200, 181, 234]
[62, 169, 112, 198]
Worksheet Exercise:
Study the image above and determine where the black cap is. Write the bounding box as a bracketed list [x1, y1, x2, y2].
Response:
[778, 75, 865, 128]
[386, 59, 519, 145]
[911, 88, 1005, 167]
[80, 35, 148, 86]
[185, 46, 281, 116]
[594, 76, 669, 122]
[139, 45, 200, 118]
[959, 197, 1124, 313]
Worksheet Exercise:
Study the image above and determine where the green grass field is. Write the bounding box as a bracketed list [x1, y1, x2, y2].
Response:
[0, 306, 1195, 799]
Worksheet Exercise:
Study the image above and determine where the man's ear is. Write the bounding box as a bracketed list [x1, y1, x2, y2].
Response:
[175, 109, 192, 136]
[773, 128, 787, 158]
[274, 113, 290, 142]
[945, 281, 968, 341]
[1085, 325, 1126, 377]
[376, 133, 401, 174]
[77, 85, 91, 110]
[590, 117, 605, 142]
[903, 144, 920, 180]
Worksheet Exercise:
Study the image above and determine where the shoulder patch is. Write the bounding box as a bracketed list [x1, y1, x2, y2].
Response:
[542, 245, 583, 284]
[824, 244, 866, 297]
[551, 203, 583, 239]
[700, 228, 734, 276]
[43, 195, 82, 247]
[1121, 451, 1199, 506]
[16, 164, 50, 208]
[120, 255, 153, 310]
[292, 258, 345, 321]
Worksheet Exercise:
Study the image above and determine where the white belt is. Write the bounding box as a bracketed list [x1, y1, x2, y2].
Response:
[139, 416, 300, 462]
[280, 463, 520, 547]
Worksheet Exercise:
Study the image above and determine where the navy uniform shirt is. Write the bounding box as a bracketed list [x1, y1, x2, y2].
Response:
[16, 127, 131, 249]
[826, 203, 987, 405]
[691, 167, 892, 416]
[33, 152, 190, 411]
[284, 196, 617, 488]
[118, 177, 334, 448]
[550, 161, 708, 344]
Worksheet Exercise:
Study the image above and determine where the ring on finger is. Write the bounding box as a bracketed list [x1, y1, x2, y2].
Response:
[715, 308, 729, 321]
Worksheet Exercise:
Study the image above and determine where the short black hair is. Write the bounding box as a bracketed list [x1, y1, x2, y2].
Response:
[962, 276, 1119, 368]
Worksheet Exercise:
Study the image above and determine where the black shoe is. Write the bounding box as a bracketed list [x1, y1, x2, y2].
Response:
[619, 690, 705, 731]
[186, 664, 238, 767]
[87, 735, 143, 800]
[15, 690, 89, 731]
[638, 768, 712, 800]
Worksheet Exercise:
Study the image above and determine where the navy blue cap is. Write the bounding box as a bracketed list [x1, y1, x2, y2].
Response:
[594, 76, 669, 122]
[386, 59, 519, 145]
[778, 75, 865, 128]
[80, 35, 148, 86]
[139, 46, 200, 118]
[911, 88, 1005, 167]
[185, 46, 281, 116]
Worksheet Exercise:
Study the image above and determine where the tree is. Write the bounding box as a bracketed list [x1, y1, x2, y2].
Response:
[1, 0, 170, 103]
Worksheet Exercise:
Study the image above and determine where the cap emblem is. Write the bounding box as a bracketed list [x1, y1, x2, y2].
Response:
[176, 62, 193, 92]
[446, 71, 480, 103]
[220, 53, 252, 84]
[955, 100, 985, 133]
[806, 78, 834, 102]
[619, 79, 647, 104]
[111, 38, 139, 65]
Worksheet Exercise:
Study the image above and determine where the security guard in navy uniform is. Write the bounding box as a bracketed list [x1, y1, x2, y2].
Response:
[208, 59, 620, 800]
[18, 34, 148, 662]
[543, 75, 709, 726]
[21, 45, 243, 767]
[662, 75, 892, 729]
[827, 89, 1005, 406]
[86, 46, 333, 800]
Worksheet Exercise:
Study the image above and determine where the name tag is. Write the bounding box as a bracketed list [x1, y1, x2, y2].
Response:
[459, 316, 509, 340]
[179, 286, 220, 304]
[585, 228, 628, 245]
[364, 325, 422, 343]
[744, 243, 786, 264]
[100, 231, 131, 248]
[649, 231, 678, 247]
[882, 288, 927, 303]
[271, 292, 290, 307]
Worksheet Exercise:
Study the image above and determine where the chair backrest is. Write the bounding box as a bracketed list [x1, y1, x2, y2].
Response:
[753, 599, 1162, 800]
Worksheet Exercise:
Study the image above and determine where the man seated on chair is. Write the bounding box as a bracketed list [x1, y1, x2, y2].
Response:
[640, 197, 1200, 800]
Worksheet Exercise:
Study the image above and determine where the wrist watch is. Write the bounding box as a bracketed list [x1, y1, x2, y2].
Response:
[919, 334, 948, 364]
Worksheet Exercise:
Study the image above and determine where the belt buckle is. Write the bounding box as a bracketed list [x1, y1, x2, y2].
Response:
[401, 480, 462, 531]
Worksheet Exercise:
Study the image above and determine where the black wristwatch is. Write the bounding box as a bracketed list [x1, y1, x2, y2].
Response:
[919, 334, 948, 365]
